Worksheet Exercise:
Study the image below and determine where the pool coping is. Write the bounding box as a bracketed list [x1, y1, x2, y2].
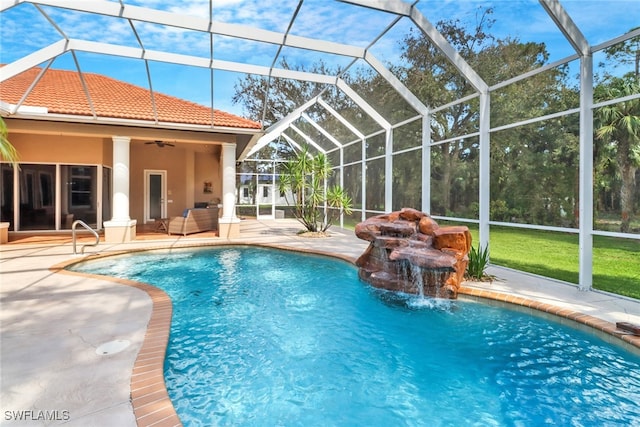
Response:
[53, 260, 180, 427]
[50, 241, 640, 427]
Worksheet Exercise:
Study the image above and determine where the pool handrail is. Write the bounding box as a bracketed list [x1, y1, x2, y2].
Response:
[72, 220, 99, 255]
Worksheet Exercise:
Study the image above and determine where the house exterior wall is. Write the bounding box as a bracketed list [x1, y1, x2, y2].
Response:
[194, 150, 222, 207]
[9, 133, 109, 164]
[128, 145, 222, 222]
[5, 132, 225, 229]
[4, 133, 112, 230]
[238, 183, 291, 205]
[130, 143, 188, 222]
[2, 119, 244, 233]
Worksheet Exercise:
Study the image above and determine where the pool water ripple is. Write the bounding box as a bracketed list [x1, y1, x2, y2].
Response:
[72, 246, 640, 427]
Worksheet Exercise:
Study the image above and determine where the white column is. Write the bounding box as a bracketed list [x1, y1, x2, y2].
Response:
[361, 137, 366, 221]
[339, 147, 345, 228]
[96, 164, 103, 228]
[112, 136, 131, 221]
[384, 129, 393, 212]
[55, 164, 61, 230]
[218, 142, 240, 238]
[421, 114, 431, 214]
[220, 143, 237, 220]
[104, 136, 137, 242]
[578, 54, 594, 291]
[478, 91, 491, 252]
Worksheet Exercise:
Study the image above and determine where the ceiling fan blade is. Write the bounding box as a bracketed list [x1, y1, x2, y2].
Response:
[144, 140, 174, 147]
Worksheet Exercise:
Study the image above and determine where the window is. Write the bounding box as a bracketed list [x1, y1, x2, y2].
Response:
[19, 164, 56, 230]
[71, 167, 93, 207]
[1, 164, 14, 229]
[39, 172, 53, 207]
[62, 165, 98, 228]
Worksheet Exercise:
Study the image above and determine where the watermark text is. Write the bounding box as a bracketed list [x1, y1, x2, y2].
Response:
[4, 410, 70, 422]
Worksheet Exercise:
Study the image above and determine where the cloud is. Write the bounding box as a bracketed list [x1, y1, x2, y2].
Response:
[1, 4, 63, 60]
[2, 0, 637, 113]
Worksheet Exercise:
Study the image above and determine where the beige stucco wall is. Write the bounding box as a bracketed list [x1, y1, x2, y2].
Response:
[130, 143, 187, 222]
[4, 119, 236, 229]
[9, 133, 110, 164]
[8, 133, 224, 226]
[129, 144, 221, 223]
[7, 134, 224, 225]
[194, 149, 222, 207]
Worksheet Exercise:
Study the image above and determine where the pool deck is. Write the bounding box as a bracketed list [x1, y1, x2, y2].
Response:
[1, 218, 639, 426]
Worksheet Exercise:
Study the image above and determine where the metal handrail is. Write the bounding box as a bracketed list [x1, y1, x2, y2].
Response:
[72, 220, 100, 255]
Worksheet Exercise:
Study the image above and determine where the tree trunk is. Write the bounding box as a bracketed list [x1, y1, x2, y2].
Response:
[442, 161, 451, 213]
[619, 162, 636, 233]
[617, 135, 638, 233]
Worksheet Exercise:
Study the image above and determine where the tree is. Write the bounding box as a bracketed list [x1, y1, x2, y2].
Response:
[397, 7, 574, 222]
[278, 145, 352, 233]
[232, 7, 580, 226]
[594, 31, 640, 233]
[597, 27, 639, 82]
[594, 77, 640, 232]
[232, 58, 340, 127]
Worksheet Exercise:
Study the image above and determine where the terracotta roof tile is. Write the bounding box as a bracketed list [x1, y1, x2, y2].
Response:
[0, 67, 261, 130]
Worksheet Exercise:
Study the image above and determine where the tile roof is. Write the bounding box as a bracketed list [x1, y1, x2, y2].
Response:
[0, 67, 261, 130]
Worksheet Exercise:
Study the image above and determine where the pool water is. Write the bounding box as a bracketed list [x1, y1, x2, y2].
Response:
[73, 246, 640, 426]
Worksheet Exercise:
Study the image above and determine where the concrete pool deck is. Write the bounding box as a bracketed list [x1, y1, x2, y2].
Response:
[1, 218, 639, 426]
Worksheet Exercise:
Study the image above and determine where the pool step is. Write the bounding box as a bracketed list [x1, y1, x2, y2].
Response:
[616, 322, 640, 335]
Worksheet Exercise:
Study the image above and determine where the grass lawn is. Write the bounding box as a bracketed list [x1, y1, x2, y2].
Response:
[342, 217, 639, 300]
[469, 225, 640, 300]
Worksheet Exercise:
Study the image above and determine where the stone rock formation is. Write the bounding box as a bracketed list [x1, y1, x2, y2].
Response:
[355, 208, 472, 299]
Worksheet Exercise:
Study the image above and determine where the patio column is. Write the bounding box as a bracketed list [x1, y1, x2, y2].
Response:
[104, 136, 137, 242]
[219, 142, 240, 238]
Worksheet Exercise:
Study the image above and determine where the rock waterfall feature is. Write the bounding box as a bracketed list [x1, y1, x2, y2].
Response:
[355, 208, 472, 299]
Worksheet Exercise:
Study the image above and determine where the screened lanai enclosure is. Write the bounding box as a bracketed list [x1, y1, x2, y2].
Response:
[1, 0, 639, 292]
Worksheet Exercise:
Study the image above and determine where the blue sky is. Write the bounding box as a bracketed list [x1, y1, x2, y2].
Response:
[1, 0, 638, 117]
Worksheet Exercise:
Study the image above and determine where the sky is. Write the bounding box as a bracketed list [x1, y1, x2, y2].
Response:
[1, 0, 638, 118]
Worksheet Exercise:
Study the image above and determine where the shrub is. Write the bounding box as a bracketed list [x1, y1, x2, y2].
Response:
[466, 244, 490, 280]
[279, 145, 352, 233]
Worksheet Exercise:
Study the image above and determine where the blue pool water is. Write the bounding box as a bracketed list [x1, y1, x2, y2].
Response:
[72, 246, 640, 426]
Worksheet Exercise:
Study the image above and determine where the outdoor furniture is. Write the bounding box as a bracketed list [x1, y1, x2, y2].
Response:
[154, 218, 169, 233]
[168, 207, 218, 236]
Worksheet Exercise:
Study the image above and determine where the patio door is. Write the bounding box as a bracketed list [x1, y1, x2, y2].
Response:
[256, 174, 275, 219]
[144, 170, 166, 223]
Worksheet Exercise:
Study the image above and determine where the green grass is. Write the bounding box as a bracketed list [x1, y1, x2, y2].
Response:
[473, 225, 640, 300]
[343, 218, 640, 300]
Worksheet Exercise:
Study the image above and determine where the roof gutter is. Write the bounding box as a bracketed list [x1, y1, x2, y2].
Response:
[0, 109, 262, 136]
[0, 101, 49, 115]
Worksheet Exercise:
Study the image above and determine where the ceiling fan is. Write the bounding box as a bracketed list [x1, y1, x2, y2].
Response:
[145, 140, 175, 148]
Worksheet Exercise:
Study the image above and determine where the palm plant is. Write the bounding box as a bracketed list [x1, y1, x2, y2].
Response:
[594, 77, 640, 233]
[279, 145, 352, 233]
[0, 116, 19, 226]
[0, 117, 19, 167]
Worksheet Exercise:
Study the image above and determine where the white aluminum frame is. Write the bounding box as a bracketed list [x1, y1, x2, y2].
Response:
[1, 0, 638, 293]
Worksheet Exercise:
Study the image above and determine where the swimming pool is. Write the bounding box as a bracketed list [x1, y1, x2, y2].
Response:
[72, 246, 640, 426]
